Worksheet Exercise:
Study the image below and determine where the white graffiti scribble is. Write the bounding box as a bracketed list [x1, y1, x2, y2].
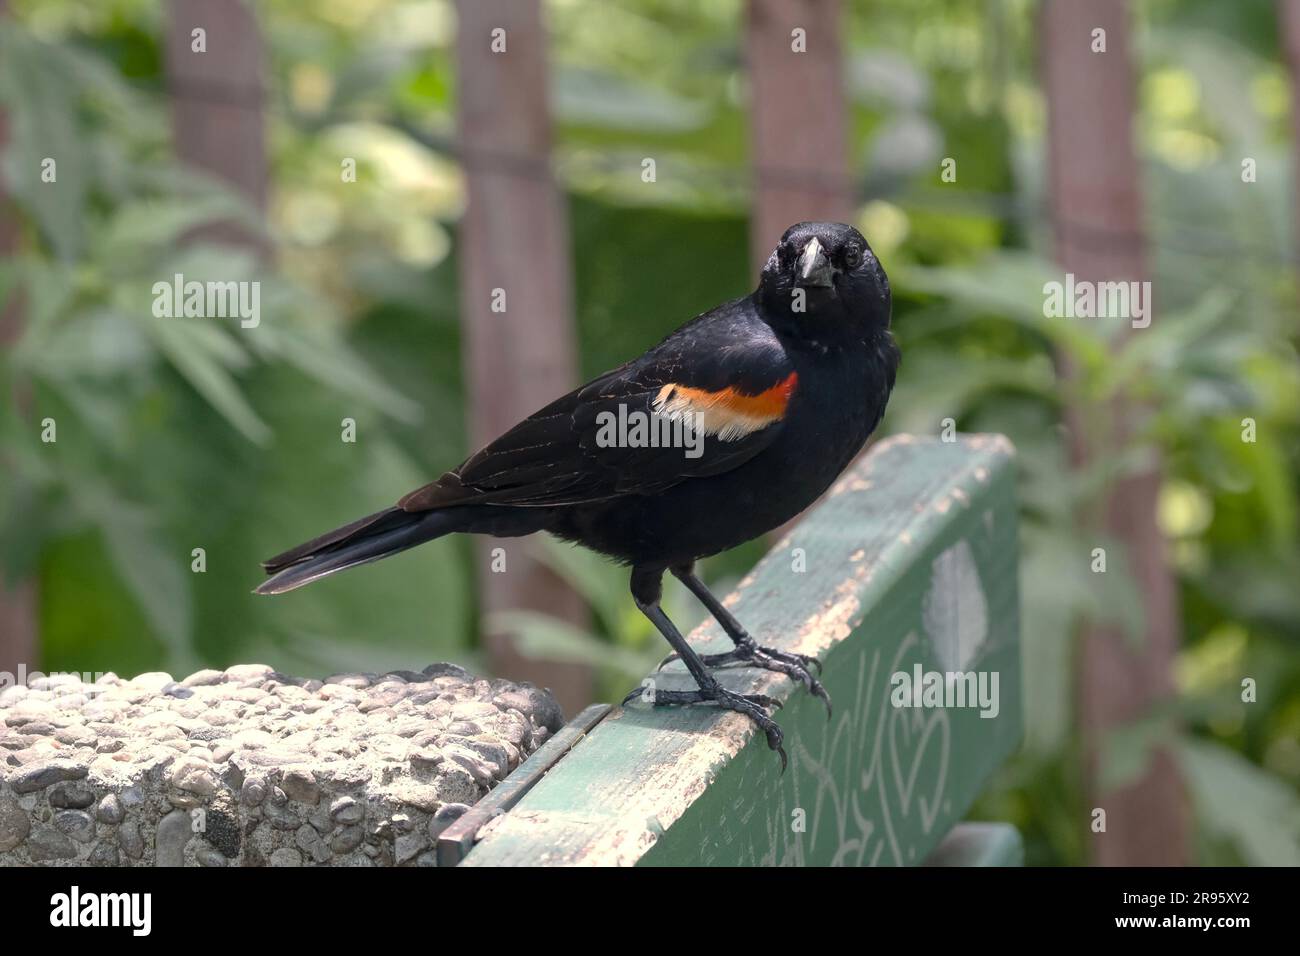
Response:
[733, 537, 991, 866]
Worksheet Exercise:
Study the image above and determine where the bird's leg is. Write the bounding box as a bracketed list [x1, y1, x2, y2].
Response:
[661, 563, 832, 717]
[622, 566, 787, 770]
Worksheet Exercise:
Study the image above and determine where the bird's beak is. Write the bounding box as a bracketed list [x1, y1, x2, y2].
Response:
[796, 237, 834, 289]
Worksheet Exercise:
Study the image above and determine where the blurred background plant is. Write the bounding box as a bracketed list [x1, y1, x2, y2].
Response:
[0, 0, 1297, 865]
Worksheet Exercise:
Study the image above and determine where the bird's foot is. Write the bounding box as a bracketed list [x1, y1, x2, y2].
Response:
[657, 640, 831, 718]
[621, 682, 787, 772]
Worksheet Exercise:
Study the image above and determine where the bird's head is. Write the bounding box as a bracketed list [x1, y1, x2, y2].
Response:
[757, 222, 891, 339]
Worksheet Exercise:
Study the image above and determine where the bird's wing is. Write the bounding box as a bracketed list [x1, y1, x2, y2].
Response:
[398, 305, 797, 511]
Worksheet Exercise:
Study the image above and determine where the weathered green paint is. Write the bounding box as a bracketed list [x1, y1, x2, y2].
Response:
[923, 823, 1024, 866]
[463, 434, 1021, 866]
[437, 704, 611, 865]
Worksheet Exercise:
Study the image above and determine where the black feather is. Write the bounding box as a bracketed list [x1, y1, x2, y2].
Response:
[256, 509, 458, 594]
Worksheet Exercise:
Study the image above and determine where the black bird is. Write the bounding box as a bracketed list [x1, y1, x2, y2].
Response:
[257, 222, 898, 766]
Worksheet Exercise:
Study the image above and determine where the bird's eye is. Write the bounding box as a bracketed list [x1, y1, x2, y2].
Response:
[843, 244, 863, 269]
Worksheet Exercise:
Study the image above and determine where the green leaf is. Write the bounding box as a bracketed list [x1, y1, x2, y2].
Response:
[143, 311, 271, 445]
[0, 28, 86, 259]
[98, 193, 265, 272]
[74, 482, 195, 671]
[255, 312, 421, 424]
[1178, 737, 1300, 866]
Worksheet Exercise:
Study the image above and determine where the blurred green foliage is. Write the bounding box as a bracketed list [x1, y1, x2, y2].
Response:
[1, 0, 1297, 865]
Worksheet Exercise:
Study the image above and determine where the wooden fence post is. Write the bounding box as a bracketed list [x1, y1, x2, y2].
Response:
[1041, 0, 1188, 866]
[163, 0, 268, 255]
[746, 0, 858, 543]
[454, 0, 590, 714]
[0, 0, 39, 682]
[1283, 0, 1300, 280]
[746, 0, 855, 274]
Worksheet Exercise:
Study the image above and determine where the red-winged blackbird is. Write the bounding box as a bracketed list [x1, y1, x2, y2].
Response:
[257, 222, 898, 766]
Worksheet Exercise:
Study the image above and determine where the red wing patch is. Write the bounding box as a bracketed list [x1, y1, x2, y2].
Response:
[653, 372, 797, 441]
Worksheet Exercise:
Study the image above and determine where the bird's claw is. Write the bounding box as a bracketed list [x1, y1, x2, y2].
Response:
[621, 683, 788, 772]
[657, 646, 821, 675]
[659, 641, 831, 719]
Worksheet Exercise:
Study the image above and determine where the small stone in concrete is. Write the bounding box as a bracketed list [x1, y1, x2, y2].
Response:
[295, 824, 331, 863]
[395, 830, 426, 864]
[169, 755, 219, 797]
[422, 663, 472, 681]
[0, 795, 31, 852]
[29, 827, 77, 861]
[269, 847, 302, 867]
[54, 810, 95, 843]
[10, 760, 88, 794]
[225, 664, 274, 684]
[96, 794, 124, 825]
[329, 795, 363, 825]
[182, 669, 226, 688]
[89, 842, 120, 865]
[118, 821, 144, 860]
[239, 778, 267, 806]
[330, 825, 364, 854]
[196, 846, 227, 867]
[280, 768, 319, 805]
[409, 749, 444, 773]
[155, 809, 193, 867]
[49, 781, 96, 810]
[263, 799, 301, 831]
[493, 686, 565, 733]
[132, 672, 174, 692]
[442, 746, 494, 787]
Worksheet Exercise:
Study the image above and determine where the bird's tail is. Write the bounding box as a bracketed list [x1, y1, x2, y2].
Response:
[255, 506, 459, 595]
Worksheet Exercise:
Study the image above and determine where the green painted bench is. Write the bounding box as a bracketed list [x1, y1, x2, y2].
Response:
[441, 434, 1022, 866]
